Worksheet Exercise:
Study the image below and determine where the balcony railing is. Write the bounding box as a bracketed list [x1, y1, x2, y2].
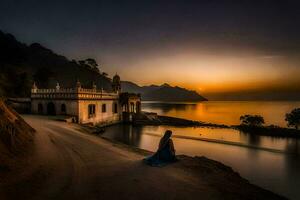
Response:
[31, 87, 119, 100]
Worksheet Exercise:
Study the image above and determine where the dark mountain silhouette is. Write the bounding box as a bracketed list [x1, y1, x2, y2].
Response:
[121, 81, 207, 102]
[0, 30, 112, 97]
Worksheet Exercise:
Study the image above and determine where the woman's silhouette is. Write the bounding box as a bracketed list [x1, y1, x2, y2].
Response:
[143, 130, 177, 166]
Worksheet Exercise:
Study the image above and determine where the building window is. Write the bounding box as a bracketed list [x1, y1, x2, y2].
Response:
[130, 102, 135, 113]
[102, 104, 106, 113]
[61, 104, 66, 114]
[113, 103, 118, 113]
[88, 104, 96, 118]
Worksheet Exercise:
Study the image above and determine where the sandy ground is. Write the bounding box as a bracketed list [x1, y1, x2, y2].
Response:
[0, 115, 286, 200]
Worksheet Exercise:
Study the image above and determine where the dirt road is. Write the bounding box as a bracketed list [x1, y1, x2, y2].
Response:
[0, 115, 285, 200]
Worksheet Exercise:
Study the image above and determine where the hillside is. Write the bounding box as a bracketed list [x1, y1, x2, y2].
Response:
[121, 81, 207, 102]
[0, 30, 112, 97]
[0, 100, 35, 179]
[0, 30, 207, 101]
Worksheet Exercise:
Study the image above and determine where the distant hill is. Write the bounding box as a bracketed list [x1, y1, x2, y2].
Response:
[0, 30, 206, 101]
[0, 30, 112, 97]
[121, 81, 207, 102]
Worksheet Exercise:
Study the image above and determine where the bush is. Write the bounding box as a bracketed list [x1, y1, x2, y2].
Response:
[286, 108, 300, 130]
[240, 115, 265, 127]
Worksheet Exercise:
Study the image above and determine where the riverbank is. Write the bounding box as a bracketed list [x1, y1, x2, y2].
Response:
[0, 115, 287, 199]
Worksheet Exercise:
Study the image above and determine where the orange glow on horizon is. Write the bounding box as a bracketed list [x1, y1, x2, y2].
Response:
[104, 49, 300, 95]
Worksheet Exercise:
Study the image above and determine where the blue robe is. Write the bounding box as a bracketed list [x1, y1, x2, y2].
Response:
[143, 140, 176, 167]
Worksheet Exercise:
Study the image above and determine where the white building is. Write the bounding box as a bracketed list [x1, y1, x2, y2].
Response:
[30, 75, 141, 125]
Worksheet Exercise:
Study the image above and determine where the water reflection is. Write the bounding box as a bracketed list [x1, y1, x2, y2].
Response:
[142, 102, 197, 113]
[104, 124, 143, 146]
[239, 131, 261, 146]
[285, 140, 300, 155]
[142, 101, 300, 126]
[103, 124, 300, 199]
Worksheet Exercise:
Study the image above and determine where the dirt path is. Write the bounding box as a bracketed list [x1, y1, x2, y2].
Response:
[0, 115, 286, 200]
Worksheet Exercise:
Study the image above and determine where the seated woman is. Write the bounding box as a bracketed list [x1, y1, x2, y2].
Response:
[143, 130, 177, 167]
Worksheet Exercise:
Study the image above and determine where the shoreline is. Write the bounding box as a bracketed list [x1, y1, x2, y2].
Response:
[83, 124, 287, 199]
[140, 132, 288, 154]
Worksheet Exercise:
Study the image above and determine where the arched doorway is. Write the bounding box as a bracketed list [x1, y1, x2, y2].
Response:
[47, 102, 56, 115]
[61, 104, 66, 114]
[38, 103, 43, 114]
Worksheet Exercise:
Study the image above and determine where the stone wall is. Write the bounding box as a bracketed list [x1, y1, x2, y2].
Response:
[31, 99, 79, 116]
[6, 98, 31, 114]
[78, 99, 121, 125]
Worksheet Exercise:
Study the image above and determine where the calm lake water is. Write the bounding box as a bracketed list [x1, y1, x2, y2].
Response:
[102, 101, 300, 199]
[142, 101, 300, 127]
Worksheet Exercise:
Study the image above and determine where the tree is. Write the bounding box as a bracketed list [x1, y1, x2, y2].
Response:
[78, 58, 100, 73]
[240, 115, 265, 127]
[86, 58, 98, 68]
[78, 60, 85, 66]
[285, 108, 300, 130]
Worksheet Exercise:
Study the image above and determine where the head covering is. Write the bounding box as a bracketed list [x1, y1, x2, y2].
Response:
[164, 130, 172, 138]
[158, 130, 172, 150]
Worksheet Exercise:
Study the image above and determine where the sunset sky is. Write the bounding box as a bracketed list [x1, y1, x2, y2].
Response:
[1, 0, 300, 99]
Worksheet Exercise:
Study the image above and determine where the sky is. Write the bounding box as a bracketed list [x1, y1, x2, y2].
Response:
[1, 0, 300, 100]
